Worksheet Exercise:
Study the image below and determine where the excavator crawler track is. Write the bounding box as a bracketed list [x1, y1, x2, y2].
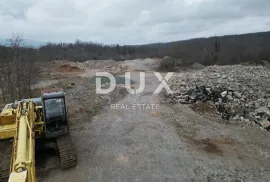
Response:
[56, 134, 77, 169]
[0, 141, 13, 182]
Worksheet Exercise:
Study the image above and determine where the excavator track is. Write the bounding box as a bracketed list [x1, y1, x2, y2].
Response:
[0, 141, 13, 182]
[56, 134, 77, 169]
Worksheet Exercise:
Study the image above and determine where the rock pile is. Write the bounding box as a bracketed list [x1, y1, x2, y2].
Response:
[165, 65, 270, 130]
[71, 59, 127, 74]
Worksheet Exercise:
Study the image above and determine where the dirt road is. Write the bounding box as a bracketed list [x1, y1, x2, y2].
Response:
[41, 60, 270, 182]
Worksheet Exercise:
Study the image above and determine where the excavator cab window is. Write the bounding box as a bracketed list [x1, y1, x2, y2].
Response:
[44, 98, 65, 119]
[43, 97, 68, 138]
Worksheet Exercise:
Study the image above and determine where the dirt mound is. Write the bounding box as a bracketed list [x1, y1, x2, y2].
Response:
[56, 64, 82, 73]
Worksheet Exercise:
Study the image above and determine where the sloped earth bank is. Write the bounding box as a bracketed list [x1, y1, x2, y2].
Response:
[40, 61, 270, 182]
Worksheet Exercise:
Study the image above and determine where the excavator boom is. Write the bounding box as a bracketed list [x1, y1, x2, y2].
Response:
[8, 101, 35, 182]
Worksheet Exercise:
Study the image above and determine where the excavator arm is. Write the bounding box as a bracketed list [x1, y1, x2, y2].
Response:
[8, 101, 36, 182]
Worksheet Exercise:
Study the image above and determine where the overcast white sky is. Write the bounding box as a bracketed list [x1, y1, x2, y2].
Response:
[0, 0, 270, 44]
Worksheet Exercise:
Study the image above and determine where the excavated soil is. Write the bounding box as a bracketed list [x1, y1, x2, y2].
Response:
[56, 64, 82, 73]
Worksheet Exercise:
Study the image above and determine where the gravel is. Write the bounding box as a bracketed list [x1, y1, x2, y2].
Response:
[164, 65, 270, 130]
[39, 61, 270, 182]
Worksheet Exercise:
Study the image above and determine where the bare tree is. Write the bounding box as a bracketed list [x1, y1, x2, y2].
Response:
[0, 33, 40, 103]
[20, 48, 39, 98]
[6, 33, 24, 98]
[0, 47, 9, 103]
[0, 73, 6, 103]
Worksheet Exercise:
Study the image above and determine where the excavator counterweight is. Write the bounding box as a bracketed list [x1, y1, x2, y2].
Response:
[0, 105, 16, 140]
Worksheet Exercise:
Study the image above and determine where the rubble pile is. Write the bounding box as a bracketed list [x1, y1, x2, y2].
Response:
[166, 65, 270, 129]
[71, 59, 127, 74]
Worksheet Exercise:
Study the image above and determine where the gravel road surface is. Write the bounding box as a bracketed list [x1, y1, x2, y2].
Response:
[41, 61, 270, 182]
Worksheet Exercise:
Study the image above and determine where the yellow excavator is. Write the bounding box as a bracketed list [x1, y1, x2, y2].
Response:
[0, 88, 77, 182]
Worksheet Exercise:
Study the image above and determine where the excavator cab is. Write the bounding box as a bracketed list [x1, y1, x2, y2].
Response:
[41, 88, 69, 139]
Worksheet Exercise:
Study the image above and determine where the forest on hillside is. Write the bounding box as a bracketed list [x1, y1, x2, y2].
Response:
[0, 31, 270, 65]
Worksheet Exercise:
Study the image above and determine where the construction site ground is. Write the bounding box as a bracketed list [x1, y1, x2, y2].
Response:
[23, 60, 270, 181]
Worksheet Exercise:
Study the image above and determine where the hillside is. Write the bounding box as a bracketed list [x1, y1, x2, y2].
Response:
[0, 31, 270, 65]
[159, 31, 270, 65]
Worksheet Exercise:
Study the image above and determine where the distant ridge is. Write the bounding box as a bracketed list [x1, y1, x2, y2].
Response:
[0, 38, 45, 48]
